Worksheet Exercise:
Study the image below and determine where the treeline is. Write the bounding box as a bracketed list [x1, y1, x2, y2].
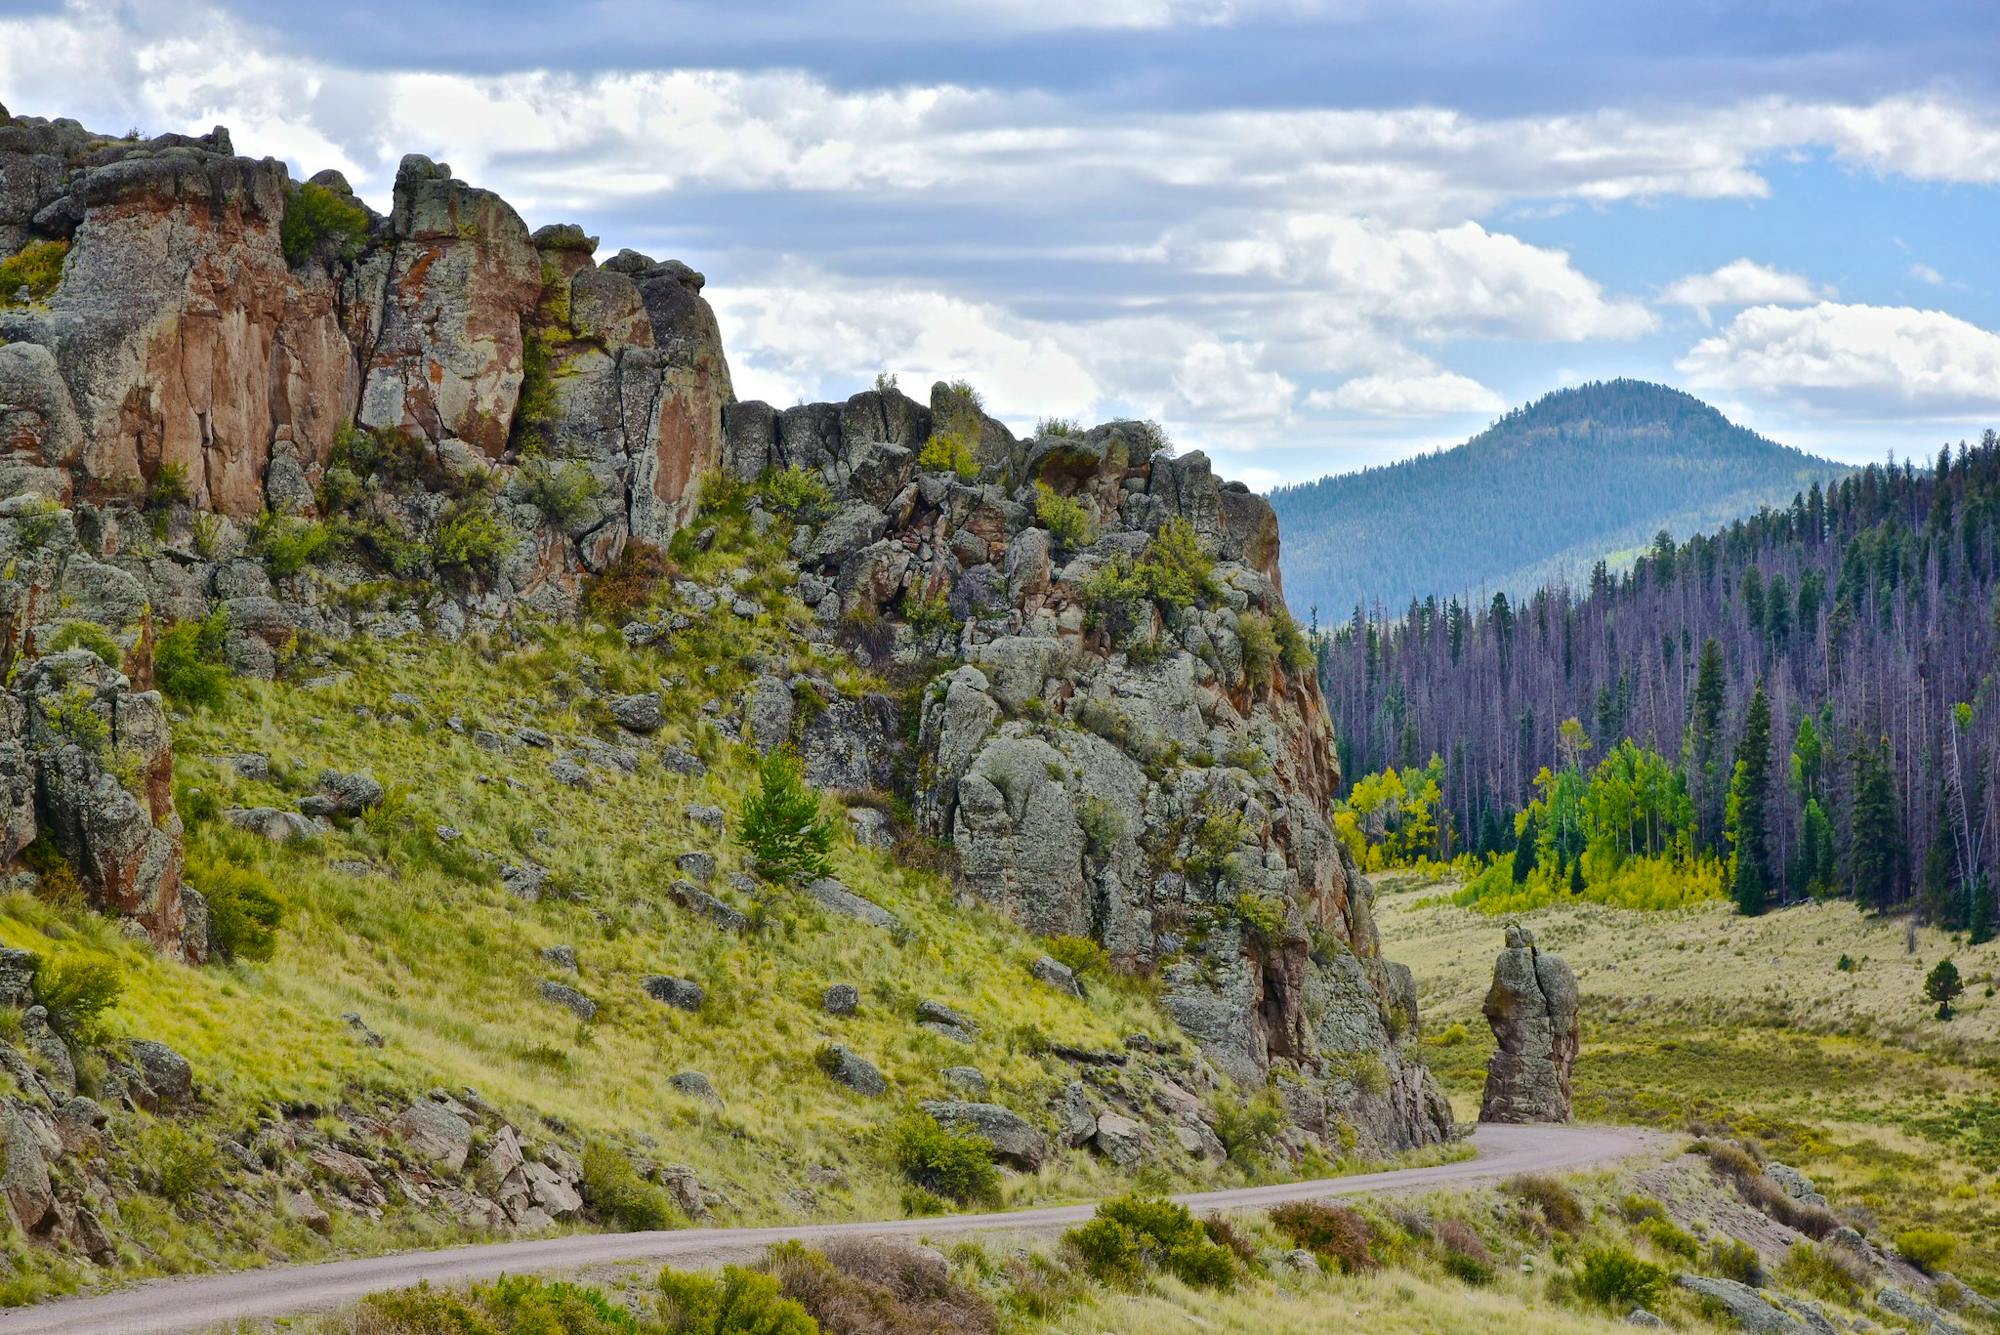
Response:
[1320, 433, 2000, 933]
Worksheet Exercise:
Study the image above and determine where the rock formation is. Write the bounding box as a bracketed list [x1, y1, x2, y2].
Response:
[1, 104, 1453, 1154]
[1478, 924, 1578, 1123]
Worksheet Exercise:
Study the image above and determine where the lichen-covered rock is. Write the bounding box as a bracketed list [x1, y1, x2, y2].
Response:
[817, 1044, 885, 1097]
[392, 1098, 473, 1175]
[920, 1100, 1047, 1171]
[1479, 925, 1579, 1124]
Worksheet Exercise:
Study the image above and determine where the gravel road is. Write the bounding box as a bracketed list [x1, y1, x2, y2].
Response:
[0, 1121, 1654, 1334]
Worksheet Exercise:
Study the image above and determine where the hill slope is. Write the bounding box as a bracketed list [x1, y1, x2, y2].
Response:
[1269, 380, 1846, 617]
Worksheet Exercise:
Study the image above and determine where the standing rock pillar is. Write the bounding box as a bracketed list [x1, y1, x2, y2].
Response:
[1479, 923, 1578, 1123]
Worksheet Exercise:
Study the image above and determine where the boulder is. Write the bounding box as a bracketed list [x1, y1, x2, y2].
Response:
[1031, 955, 1084, 997]
[539, 980, 598, 1020]
[1674, 1275, 1832, 1334]
[641, 975, 705, 1012]
[744, 675, 794, 753]
[667, 1071, 722, 1105]
[940, 1066, 989, 1098]
[821, 983, 859, 1017]
[1093, 1111, 1145, 1168]
[1053, 1081, 1097, 1149]
[283, 1188, 333, 1236]
[610, 693, 663, 734]
[805, 877, 900, 931]
[0, 948, 37, 1007]
[392, 1099, 472, 1174]
[225, 807, 326, 843]
[817, 1044, 886, 1097]
[1478, 925, 1578, 1124]
[303, 770, 384, 819]
[124, 1038, 192, 1108]
[0, 1105, 54, 1231]
[920, 1100, 1048, 1171]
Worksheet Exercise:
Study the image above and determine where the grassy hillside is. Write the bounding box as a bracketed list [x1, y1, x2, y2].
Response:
[1268, 380, 1845, 616]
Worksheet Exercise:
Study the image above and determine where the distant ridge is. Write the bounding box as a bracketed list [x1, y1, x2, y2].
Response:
[1268, 379, 1847, 619]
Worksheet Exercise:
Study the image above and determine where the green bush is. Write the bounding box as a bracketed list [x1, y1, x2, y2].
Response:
[580, 1142, 676, 1232]
[888, 1111, 997, 1205]
[656, 1264, 818, 1335]
[1034, 482, 1098, 551]
[1035, 417, 1077, 437]
[1269, 1200, 1376, 1273]
[1065, 1194, 1235, 1290]
[584, 540, 673, 623]
[1895, 1227, 1957, 1274]
[136, 1120, 223, 1206]
[280, 182, 369, 266]
[757, 466, 832, 521]
[368, 1275, 649, 1334]
[1503, 1174, 1585, 1234]
[1237, 611, 1279, 681]
[47, 620, 122, 668]
[154, 609, 231, 709]
[433, 491, 513, 576]
[256, 513, 334, 579]
[186, 845, 284, 962]
[917, 432, 979, 481]
[1438, 1249, 1495, 1286]
[1707, 1236, 1763, 1285]
[1777, 1241, 1865, 1302]
[1272, 608, 1316, 673]
[45, 685, 108, 755]
[1046, 934, 1110, 982]
[521, 458, 606, 531]
[0, 238, 68, 304]
[34, 954, 124, 1043]
[738, 749, 834, 888]
[1639, 1215, 1700, 1262]
[1141, 517, 1216, 609]
[1576, 1247, 1668, 1311]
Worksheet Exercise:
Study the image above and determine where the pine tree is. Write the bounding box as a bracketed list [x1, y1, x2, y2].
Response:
[737, 747, 835, 887]
[1726, 684, 1773, 916]
[1924, 958, 1964, 1020]
[1850, 737, 1903, 911]
[1689, 637, 1727, 849]
[1511, 811, 1539, 884]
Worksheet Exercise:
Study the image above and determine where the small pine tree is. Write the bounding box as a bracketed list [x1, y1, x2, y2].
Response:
[1924, 958, 1963, 1020]
[1726, 684, 1774, 916]
[1569, 858, 1586, 895]
[737, 748, 834, 887]
[1512, 812, 1539, 884]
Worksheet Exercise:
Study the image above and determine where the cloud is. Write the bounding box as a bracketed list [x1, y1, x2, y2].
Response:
[1660, 259, 1822, 325]
[1175, 216, 1655, 340]
[1308, 369, 1505, 417]
[706, 270, 1099, 426]
[1677, 302, 2000, 417]
[1908, 262, 1946, 286]
[1170, 340, 1297, 422]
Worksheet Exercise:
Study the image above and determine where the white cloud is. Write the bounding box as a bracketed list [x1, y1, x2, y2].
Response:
[1308, 369, 1505, 417]
[1677, 302, 2000, 417]
[1170, 340, 1297, 422]
[707, 270, 1100, 425]
[1175, 216, 1655, 340]
[1660, 259, 1822, 325]
[1908, 262, 1946, 286]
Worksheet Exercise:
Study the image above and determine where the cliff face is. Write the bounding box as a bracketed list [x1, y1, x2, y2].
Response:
[0, 107, 1448, 1152]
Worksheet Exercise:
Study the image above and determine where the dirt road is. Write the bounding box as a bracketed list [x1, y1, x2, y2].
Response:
[0, 1121, 1652, 1334]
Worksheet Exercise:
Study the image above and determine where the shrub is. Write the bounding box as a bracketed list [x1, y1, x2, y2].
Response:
[45, 685, 108, 755]
[1695, 1140, 1838, 1239]
[16, 496, 63, 547]
[1237, 611, 1279, 681]
[738, 749, 834, 887]
[34, 954, 123, 1043]
[1034, 482, 1097, 551]
[137, 1121, 224, 1206]
[1778, 1241, 1865, 1302]
[887, 1111, 997, 1205]
[656, 1264, 817, 1335]
[1045, 934, 1110, 982]
[1617, 1194, 1666, 1224]
[1706, 1237, 1763, 1284]
[256, 513, 334, 579]
[1576, 1247, 1668, 1311]
[1141, 517, 1216, 609]
[904, 591, 960, 643]
[1272, 609, 1316, 673]
[1502, 1174, 1585, 1234]
[0, 238, 68, 304]
[1439, 1249, 1495, 1286]
[580, 1142, 676, 1231]
[917, 432, 978, 481]
[186, 846, 284, 962]
[367, 1275, 646, 1334]
[1433, 1218, 1493, 1265]
[757, 466, 832, 521]
[433, 491, 512, 576]
[1201, 1213, 1258, 1265]
[280, 182, 369, 266]
[48, 620, 122, 668]
[154, 609, 231, 709]
[1232, 892, 1285, 947]
[1066, 1194, 1236, 1290]
[768, 1238, 998, 1335]
[584, 541, 673, 623]
[1035, 417, 1077, 437]
[1269, 1200, 1376, 1273]
[1894, 1227, 1957, 1274]
[1211, 1088, 1284, 1166]
[520, 458, 605, 531]
[1639, 1216, 1701, 1262]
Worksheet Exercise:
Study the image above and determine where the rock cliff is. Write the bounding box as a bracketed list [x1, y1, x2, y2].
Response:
[0, 106, 1450, 1153]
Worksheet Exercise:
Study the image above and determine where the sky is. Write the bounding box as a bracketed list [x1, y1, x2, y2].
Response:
[3, 0, 1998, 488]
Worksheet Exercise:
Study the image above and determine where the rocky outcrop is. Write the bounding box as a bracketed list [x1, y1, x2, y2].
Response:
[1479, 924, 1578, 1124]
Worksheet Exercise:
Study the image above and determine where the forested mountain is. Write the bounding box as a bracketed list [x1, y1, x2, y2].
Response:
[1321, 435, 2000, 930]
[1270, 380, 1845, 618]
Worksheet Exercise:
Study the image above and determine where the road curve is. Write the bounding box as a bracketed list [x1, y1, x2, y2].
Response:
[0, 1122, 1651, 1335]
